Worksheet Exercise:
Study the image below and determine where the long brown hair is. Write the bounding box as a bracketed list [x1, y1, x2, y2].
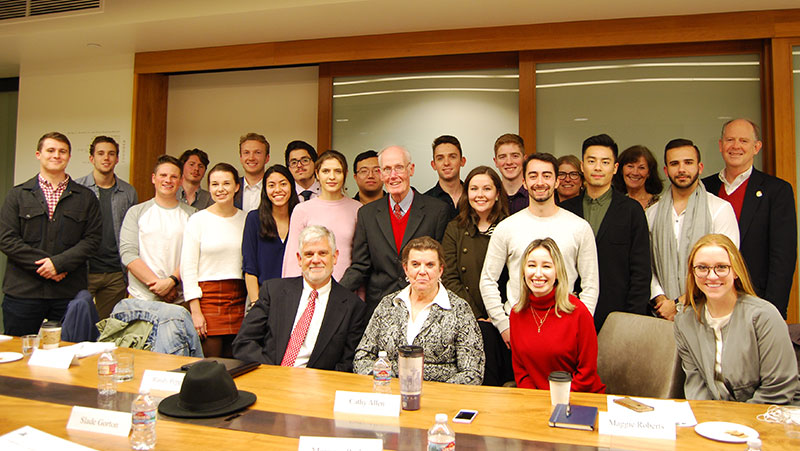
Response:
[455, 166, 509, 229]
[513, 238, 574, 317]
[685, 234, 756, 320]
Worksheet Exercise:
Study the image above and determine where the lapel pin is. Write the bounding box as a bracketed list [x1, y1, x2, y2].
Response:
[756, 190, 763, 198]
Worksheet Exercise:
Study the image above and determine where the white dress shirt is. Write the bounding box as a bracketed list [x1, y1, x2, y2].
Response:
[718, 166, 753, 195]
[393, 282, 451, 345]
[242, 178, 263, 213]
[289, 278, 332, 368]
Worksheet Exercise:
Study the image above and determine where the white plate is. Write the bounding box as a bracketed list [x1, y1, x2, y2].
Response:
[694, 421, 759, 443]
[0, 334, 12, 343]
[0, 352, 23, 363]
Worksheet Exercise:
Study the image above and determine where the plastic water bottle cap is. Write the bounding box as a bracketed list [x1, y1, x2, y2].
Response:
[435, 413, 447, 423]
[378, 351, 387, 357]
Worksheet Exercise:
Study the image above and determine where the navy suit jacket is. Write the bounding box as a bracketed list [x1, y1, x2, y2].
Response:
[703, 169, 797, 317]
[232, 277, 368, 372]
[561, 189, 652, 331]
[233, 176, 245, 210]
[339, 191, 450, 313]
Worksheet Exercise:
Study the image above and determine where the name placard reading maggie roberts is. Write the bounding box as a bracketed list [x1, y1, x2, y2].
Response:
[139, 369, 185, 395]
[333, 390, 401, 417]
[298, 436, 383, 451]
[66, 406, 132, 437]
[598, 411, 676, 440]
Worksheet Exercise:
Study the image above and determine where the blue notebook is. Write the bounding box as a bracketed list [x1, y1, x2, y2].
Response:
[548, 404, 598, 431]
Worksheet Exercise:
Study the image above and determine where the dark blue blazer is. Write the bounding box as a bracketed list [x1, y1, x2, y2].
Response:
[561, 189, 651, 331]
[232, 277, 368, 372]
[703, 169, 797, 317]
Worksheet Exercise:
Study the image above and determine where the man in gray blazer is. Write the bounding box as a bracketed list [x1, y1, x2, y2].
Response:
[340, 146, 450, 315]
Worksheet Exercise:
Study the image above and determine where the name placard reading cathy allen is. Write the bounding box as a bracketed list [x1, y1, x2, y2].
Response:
[333, 391, 401, 417]
[598, 411, 676, 440]
[298, 436, 382, 451]
[139, 369, 185, 395]
[66, 406, 132, 437]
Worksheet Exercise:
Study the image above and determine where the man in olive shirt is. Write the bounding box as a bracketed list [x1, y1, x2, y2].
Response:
[561, 134, 651, 331]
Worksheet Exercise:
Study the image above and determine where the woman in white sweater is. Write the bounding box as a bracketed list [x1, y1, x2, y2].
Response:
[182, 163, 247, 357]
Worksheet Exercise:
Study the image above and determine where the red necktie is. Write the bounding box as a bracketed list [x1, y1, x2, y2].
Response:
[281, 289, 318, 367]
[393, 203, 403, 219]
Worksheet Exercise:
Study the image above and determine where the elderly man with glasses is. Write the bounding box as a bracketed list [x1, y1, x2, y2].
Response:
[340, 145, 450, 316]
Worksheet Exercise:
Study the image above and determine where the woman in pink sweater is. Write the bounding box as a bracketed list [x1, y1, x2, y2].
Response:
[509, 237, 605, 393]
[282, 150, 361, 281]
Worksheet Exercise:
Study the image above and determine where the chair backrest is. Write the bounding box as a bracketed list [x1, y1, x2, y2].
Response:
[597, 312, 685, 399]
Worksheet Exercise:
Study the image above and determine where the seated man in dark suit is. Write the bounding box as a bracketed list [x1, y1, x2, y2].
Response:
[232, 225, 367, 372]
[340, 145, 451, 315]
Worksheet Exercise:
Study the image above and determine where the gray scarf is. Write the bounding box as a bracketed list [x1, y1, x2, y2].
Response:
[651, 183, 712, 299]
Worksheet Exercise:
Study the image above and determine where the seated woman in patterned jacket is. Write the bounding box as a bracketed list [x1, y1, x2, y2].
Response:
[353, 236, 484, 385]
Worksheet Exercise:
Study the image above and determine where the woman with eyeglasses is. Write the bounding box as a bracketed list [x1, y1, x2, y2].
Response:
[555, 155, 583, 203]
[674, 234, 799, 404]
[282, 150, 361, 281]
[612, 145, 663, 210]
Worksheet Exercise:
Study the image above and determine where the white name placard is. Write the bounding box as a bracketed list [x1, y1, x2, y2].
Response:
[0, 426, 99, 451]
[333, 391, 401, 417]
[28, 348, 78, 369]
[139, 369, 185, 395]
[598, 411, 676, 440]
[67, 406, 132, 437]
[298, 436, 383, 451]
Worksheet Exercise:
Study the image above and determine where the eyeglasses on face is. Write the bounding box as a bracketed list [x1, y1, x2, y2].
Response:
[356, 167, 381, 177]
[288, 157, 312, 168]
[692, 264, 731, 278]
[380, 164, 408, 176]
[557, 171, 581, 181]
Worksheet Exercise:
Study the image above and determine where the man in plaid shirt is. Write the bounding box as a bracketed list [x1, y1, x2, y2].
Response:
[0, 132, 102, 335]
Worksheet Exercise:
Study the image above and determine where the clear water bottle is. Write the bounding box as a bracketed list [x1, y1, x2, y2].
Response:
[428, 413, 455, 451]
[373, 350, 391, 394]
[130, 388, 157, 450]
[97, 350, 117, 395]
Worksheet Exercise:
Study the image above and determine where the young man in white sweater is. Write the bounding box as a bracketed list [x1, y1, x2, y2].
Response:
[479, 152, 599, 349]
[119, 155, 196, 304]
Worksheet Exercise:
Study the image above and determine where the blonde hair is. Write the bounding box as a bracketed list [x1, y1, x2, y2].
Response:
[513, 238, 574, 316]
[685, 234, 756, 320]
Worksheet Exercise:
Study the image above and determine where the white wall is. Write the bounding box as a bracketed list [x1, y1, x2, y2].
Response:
[166, 66, 318, 184]
[15, 55, 134, 185]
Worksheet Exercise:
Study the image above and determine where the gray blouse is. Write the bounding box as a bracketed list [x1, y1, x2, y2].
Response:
[674, 294, 800, 405]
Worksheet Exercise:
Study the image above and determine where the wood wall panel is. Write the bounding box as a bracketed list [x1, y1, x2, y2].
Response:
[130, 73, 168, 199]
[134, 10, 800, 75]
[518, 52, 535, 154]
[317, 64, 333, 153]
[766, 38, 798, 322]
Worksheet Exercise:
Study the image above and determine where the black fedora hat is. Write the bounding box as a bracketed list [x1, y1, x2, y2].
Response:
[158, 360, 256, 418]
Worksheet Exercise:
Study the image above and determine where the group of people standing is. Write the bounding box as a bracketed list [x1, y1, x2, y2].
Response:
[1, 119, 798, 405]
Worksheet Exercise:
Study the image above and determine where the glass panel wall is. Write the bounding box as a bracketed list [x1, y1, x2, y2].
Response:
[536, 54, 761, 176]
[332, 69, 519, 196]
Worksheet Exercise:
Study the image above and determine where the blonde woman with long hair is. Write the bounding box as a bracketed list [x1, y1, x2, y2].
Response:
[509, 238, 605, 392]
[675, 234, 799, 404]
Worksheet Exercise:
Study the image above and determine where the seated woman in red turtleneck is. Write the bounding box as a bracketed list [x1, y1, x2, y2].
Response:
[509, 237, 605, 393]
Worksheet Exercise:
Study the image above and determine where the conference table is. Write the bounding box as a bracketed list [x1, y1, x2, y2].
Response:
[0, 338, 796, 450]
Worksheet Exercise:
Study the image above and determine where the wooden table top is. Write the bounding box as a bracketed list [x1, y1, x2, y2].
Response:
[0, 338, 796, 450]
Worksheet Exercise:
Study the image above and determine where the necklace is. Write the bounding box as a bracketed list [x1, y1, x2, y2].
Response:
[530, 305, 552, 333]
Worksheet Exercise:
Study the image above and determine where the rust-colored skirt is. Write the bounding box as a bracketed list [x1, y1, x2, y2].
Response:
[198, 279, 246, 336]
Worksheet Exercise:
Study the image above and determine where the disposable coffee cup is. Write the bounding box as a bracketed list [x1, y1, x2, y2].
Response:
[398, 345, 423, 411]
[40, 321, 62, 350]
[548, 371, 572, 409]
